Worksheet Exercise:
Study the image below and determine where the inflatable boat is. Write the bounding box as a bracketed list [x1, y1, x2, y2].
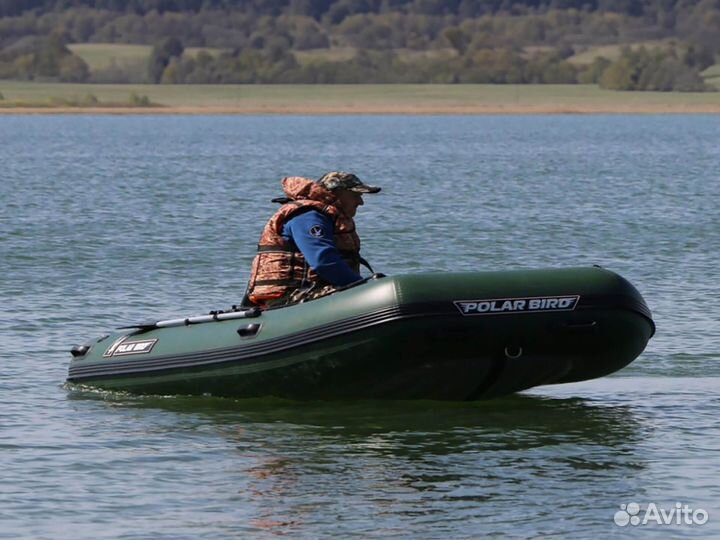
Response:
[67, 267, 654, 400]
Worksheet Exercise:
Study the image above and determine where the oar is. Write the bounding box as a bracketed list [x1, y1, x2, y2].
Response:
[118, 307, 262, 330]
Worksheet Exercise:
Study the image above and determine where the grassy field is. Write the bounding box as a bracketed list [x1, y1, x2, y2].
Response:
[68, 43, 150, 71]
[702, 63, 720, 84]
[68, 43, 226, 71]
[1, 81, 719, 113]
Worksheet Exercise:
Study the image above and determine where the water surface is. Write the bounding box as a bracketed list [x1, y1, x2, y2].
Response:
[1, 115, 718, 538]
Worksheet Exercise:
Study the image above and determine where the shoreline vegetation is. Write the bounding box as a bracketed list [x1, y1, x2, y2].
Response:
[2, 2, 719, 106]
[1, 83, 719, 114]
[2, 3, 719, 91]
[0, 92, 158, 110]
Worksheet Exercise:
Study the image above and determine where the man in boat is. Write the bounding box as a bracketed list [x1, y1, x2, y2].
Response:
[244, 171, 381, 308]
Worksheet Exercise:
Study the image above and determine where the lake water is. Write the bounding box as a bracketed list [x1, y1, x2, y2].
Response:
[1, 114, 718, 539]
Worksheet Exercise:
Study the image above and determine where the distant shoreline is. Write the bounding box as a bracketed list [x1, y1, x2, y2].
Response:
[2, 82, 719, 115]
[3, 104, 720, 114]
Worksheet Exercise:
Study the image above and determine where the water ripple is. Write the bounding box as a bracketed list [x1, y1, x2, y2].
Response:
[1, 115, 719, 539]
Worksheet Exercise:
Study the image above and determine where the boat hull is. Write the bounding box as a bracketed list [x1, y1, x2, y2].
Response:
[67, 267, 655, 400]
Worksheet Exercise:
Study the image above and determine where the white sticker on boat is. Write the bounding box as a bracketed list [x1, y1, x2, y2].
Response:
[454, 295, 580, 316]
[103, 336, 158, 357]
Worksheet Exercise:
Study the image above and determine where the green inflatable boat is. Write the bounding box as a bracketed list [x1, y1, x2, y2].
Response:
[67, 267, 654, 400]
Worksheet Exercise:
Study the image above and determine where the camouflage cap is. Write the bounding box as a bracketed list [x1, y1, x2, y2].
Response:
[317, 171, 381, 194]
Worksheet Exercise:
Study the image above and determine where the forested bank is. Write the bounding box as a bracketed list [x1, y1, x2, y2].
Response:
[1, 0, 718, 90]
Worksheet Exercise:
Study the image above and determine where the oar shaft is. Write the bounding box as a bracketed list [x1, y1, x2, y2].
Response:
[122, 308, 262, 330]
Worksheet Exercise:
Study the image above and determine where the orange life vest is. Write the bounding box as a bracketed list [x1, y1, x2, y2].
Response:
[246, 177, 361, 305]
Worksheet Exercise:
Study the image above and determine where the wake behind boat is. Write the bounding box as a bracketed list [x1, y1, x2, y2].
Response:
[67, 267, 654, 400]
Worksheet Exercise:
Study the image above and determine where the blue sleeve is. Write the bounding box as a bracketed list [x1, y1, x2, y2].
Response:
[282, 211, 363, 287]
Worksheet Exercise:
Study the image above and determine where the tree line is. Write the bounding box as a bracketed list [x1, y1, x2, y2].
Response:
[0, 0, 717, 90]
[147, 36, 712, 90]
[3, 3, 719, 51]
[0, 0, 716, 21]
